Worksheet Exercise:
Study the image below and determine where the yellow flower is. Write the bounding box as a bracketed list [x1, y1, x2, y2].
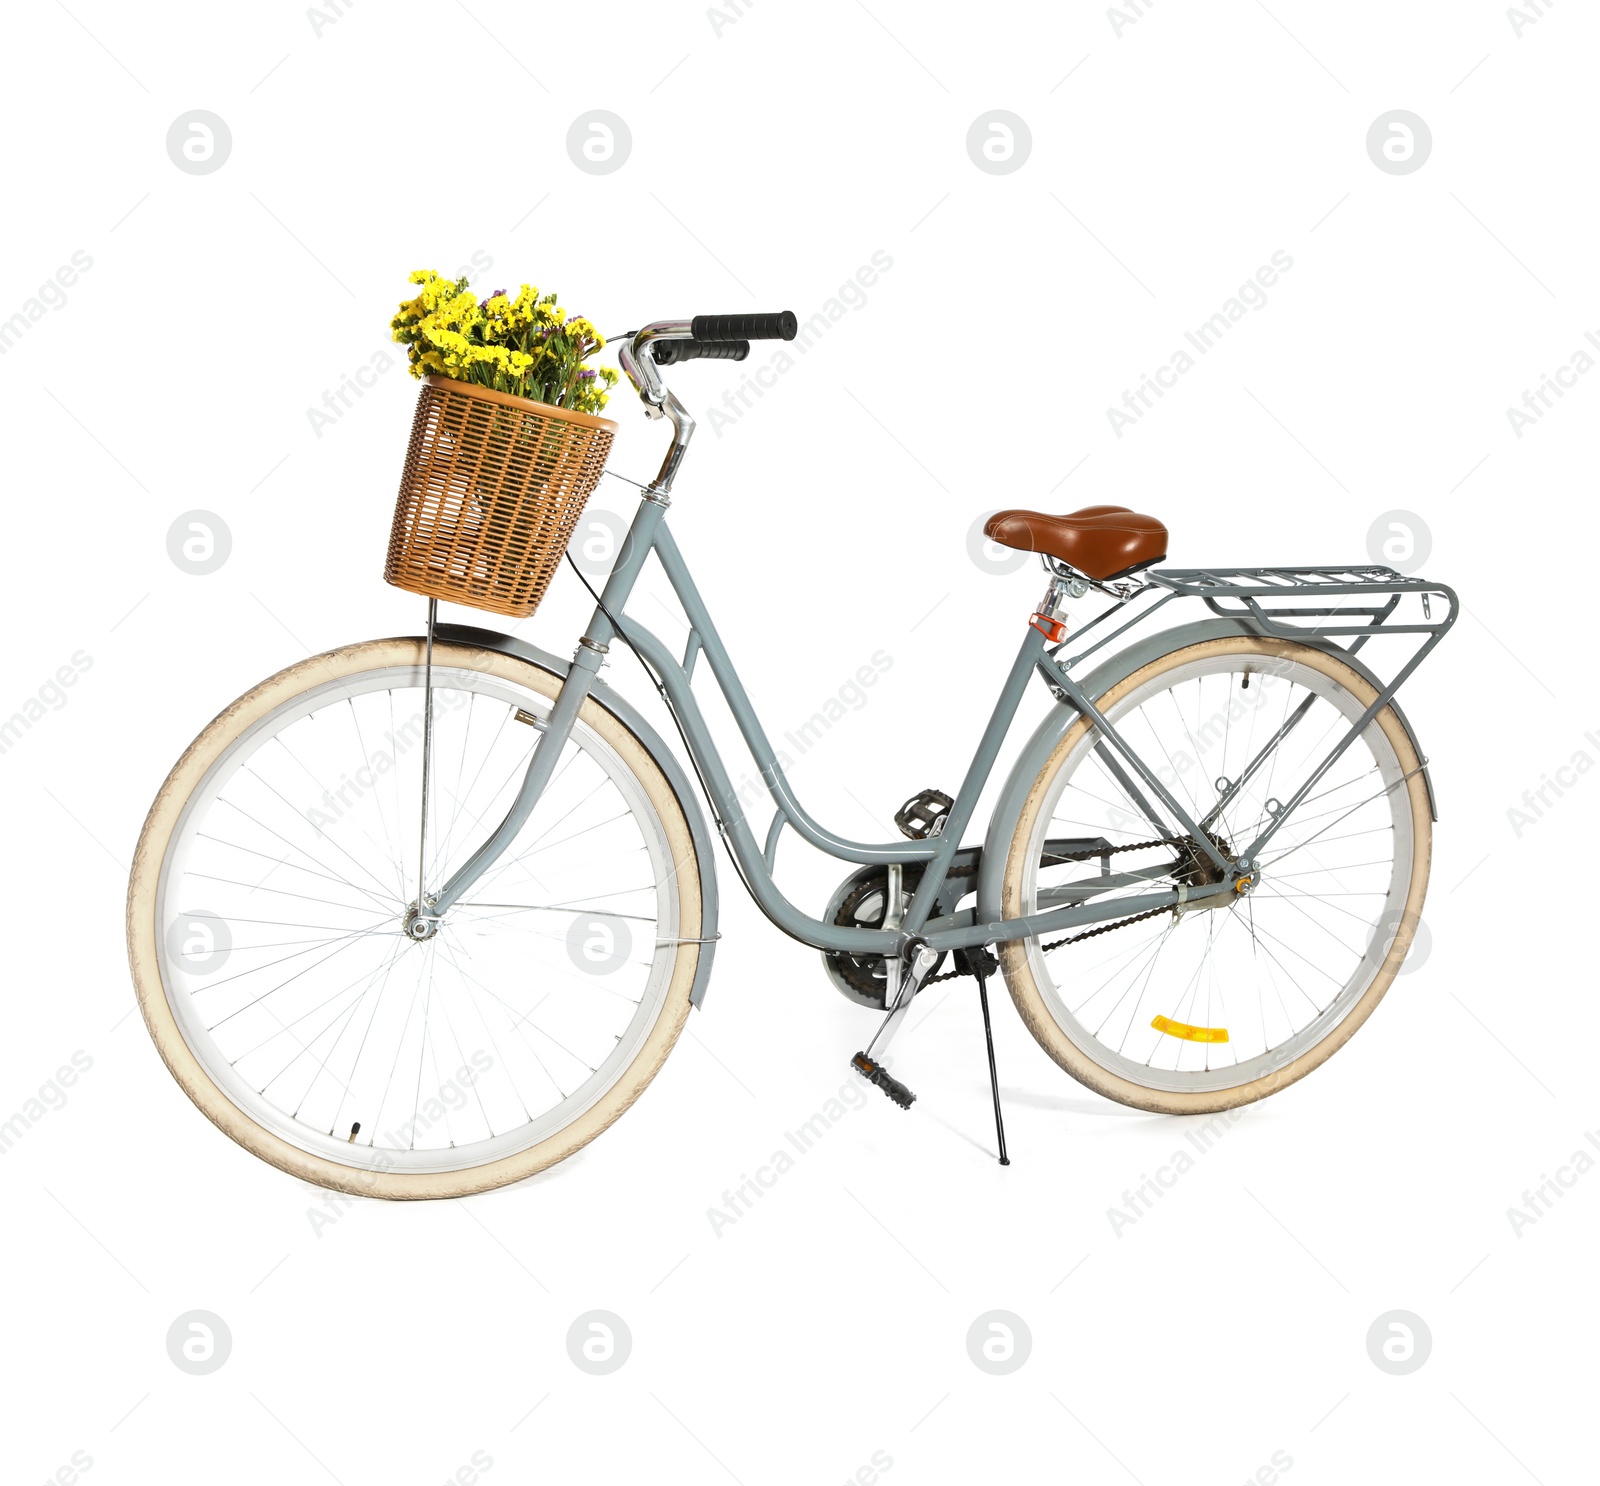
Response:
[393, 269, 612, 405]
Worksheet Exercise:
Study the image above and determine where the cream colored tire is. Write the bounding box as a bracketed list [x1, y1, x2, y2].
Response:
[999, 636, 1430, 1115]
[127, 640, 702, 1199]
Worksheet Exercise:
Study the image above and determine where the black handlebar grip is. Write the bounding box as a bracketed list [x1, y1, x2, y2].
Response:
[689, 311, 797, 343]
[651, 339, 751, 366]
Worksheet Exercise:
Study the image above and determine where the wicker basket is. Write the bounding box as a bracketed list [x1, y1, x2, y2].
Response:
[384, 376, 618, 618]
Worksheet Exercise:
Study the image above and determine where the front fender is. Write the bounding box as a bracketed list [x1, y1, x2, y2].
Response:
[976, 616, 1437, 926]
[435, 622, 720, 1008]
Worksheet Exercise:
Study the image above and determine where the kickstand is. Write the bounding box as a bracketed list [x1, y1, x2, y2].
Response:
[964, 948, 1010, 1166]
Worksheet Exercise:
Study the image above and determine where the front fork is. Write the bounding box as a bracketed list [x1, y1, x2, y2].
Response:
[421, 632, 611, 921]
[420, 490, 674, 924]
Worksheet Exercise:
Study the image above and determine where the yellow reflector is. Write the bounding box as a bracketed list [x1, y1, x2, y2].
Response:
[1151, 1014, 1229, 1044]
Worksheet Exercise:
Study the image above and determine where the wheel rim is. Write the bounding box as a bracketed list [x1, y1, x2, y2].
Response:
[1021, 650, 1415, 1094]
[153, 660, 681, 1174]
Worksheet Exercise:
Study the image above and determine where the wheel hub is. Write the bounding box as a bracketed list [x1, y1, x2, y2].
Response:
[404, 901, 441, 941]
[1172, 830, 1257, 911]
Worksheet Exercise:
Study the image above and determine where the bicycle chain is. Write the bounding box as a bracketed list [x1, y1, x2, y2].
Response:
[917, 836, 1187, 986]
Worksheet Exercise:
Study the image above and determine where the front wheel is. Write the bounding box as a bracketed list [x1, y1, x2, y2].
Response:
[998, 636, 1431, 1114]
[127, 639, 703, 1198]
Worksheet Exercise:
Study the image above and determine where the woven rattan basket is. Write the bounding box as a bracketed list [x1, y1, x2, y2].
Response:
[384, 376, 618, 618]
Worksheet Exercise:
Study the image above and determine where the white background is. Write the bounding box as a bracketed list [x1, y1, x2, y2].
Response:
[2, 1, 1595, 1482]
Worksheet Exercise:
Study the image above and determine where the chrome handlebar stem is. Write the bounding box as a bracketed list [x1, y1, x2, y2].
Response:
[616, 319, 697, 499]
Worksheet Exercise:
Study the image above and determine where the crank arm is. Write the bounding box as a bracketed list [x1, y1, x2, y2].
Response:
[860, 943, 939, 1065]
[850, 945, 937, 1110]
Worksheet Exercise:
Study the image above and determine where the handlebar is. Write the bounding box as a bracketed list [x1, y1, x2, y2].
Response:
[613, 309, 796, 496]
[635, 310, 794, 369]
[619, 310, 794, 411]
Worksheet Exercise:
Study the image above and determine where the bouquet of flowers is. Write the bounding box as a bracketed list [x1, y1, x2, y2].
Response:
[391, 270, 619, 414]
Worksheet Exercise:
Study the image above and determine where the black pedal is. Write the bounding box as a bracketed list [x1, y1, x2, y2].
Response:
[894, 789, 954, 840]
[851, 1052, 916, 1109]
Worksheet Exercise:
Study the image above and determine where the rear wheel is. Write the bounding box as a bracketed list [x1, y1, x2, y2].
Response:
[999, 636, 1430, 1114]
[127, 640, 702, 1198]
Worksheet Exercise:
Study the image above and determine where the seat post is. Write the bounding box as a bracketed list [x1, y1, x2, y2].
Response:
[1036, 568, 1073, 627]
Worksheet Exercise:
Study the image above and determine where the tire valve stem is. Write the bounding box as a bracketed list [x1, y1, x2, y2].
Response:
[347, 1122, 361, 1144]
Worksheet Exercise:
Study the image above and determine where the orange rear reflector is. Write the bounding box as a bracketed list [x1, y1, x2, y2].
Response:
[1151, 1014, 1229, 1044]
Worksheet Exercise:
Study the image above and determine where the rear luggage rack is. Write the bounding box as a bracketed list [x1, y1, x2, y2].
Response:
[1146, 565, 1457, 640]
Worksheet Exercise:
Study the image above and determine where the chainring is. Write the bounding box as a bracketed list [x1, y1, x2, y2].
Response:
[820, 866, 950, 1010]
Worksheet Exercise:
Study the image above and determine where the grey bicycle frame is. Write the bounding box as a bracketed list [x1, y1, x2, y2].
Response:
[427, 492, 1127, 956]
[424, 323, 1455, 963]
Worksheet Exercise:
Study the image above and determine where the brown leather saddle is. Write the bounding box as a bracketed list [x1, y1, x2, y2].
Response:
[983, 504, 1167, 581]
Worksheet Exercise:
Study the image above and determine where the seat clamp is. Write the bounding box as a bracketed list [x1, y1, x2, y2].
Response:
[1030, 612, 1067, 643]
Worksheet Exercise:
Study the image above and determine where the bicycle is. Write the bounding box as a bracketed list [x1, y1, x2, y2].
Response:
[127, 310, 1455, 1199]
